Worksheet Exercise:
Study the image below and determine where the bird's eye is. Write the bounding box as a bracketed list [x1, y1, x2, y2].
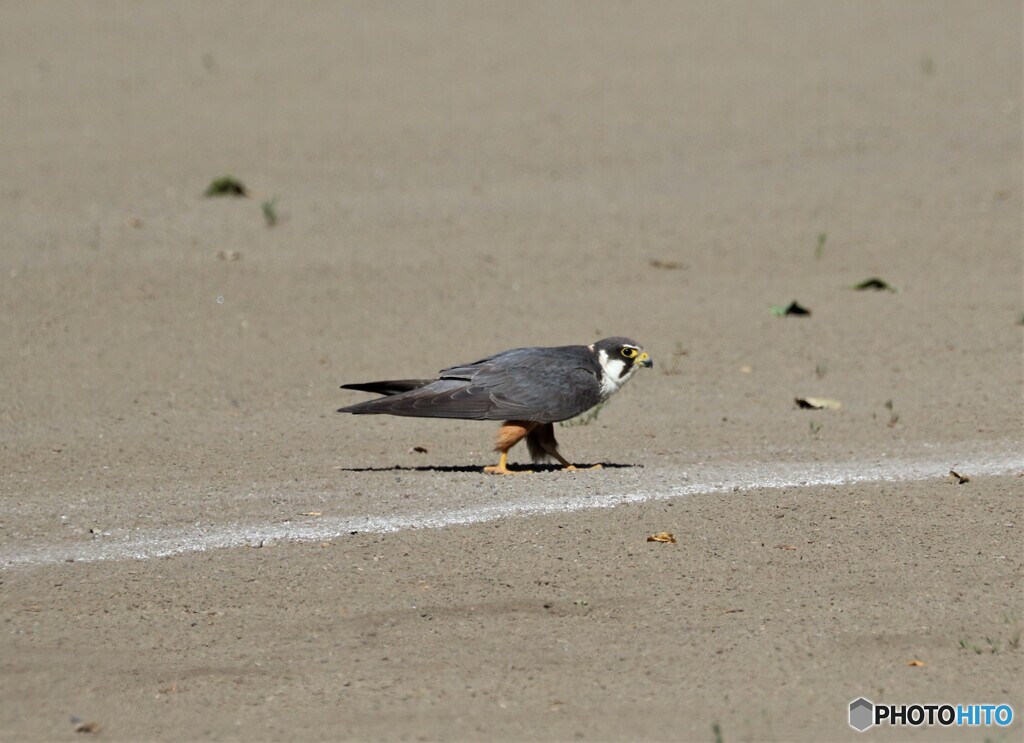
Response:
[621, 347, 638, 359]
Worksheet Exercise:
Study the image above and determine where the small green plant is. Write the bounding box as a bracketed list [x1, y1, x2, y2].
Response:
[712, 721, 724, 743]
[959, 631, 1021, 655]
[560, 401, 606, 428]
[884, 399, 900, 427]
[809, 421, 822, 435]
[814, 362, 828, 379]
[770, 300, 811, 317]
[262, 198, 278, 227]
[959, 638, 983, 654]
[815, 232, 827, 259]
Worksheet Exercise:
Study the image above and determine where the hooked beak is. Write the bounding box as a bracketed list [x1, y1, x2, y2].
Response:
[637, 351, 653, 369]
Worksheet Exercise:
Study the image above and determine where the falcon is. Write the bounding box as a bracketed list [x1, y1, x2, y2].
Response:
[336, 337, 652, 474]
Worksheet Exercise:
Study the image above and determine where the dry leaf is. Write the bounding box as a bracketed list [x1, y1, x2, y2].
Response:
[75, 722, 103, 734]
[647, 532, 677, 544]
[775, 544, 797, 551]
[649, 259, 684, 270]
[300, 511, 322, 517]
[795, 397, 842, 410]
[948, 470, 969, 484]
[204, 176, 248, 197]
[411, 446, 428, 453]
[723, 608, 745, 614]
[853, 277, 897, 292]
[907, 659, 926, 667]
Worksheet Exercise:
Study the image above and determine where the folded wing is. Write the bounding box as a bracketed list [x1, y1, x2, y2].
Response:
[337, 345, 601, 423]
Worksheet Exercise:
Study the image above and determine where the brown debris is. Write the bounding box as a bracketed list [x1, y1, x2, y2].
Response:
[647, 532, 677, 544]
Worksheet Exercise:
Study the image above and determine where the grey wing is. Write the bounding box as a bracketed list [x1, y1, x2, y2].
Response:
[441, 346, 602, 422]
[338, 346, 601, 422]
[469, 360, 602, 422]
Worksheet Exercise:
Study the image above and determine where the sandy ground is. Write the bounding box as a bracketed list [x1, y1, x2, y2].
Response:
[1, 1, 1021, 740]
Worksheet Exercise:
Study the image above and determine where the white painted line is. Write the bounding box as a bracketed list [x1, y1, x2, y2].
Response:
[2, 449, 1020, 570]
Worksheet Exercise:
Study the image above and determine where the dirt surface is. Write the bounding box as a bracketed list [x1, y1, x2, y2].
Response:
[1, 2, 1021, 740]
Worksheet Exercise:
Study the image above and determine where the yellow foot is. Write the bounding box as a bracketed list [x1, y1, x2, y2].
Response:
[484, 451, 533, 475]
[484, 464, 532, 475]
[562, 463, 603, 472]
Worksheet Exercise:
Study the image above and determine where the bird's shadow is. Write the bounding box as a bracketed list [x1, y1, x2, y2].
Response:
[336, 462, 640, 474]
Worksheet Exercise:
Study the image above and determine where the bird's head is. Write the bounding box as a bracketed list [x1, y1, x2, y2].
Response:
[590, 337, 652, 394]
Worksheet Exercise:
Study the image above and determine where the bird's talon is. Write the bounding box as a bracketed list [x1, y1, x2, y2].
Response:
[484, 465, 532, 475]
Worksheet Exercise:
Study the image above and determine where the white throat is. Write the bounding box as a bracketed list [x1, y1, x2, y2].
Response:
[594, 348, 638, 401]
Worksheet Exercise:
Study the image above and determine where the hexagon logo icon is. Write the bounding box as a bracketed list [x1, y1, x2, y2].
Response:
[849, 698, 874, 732]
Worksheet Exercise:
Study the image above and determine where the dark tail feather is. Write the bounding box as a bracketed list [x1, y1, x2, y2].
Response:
[337, 379, 436, 414]
[337, 399, 384, 414]
[339, 379, 433, 397]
